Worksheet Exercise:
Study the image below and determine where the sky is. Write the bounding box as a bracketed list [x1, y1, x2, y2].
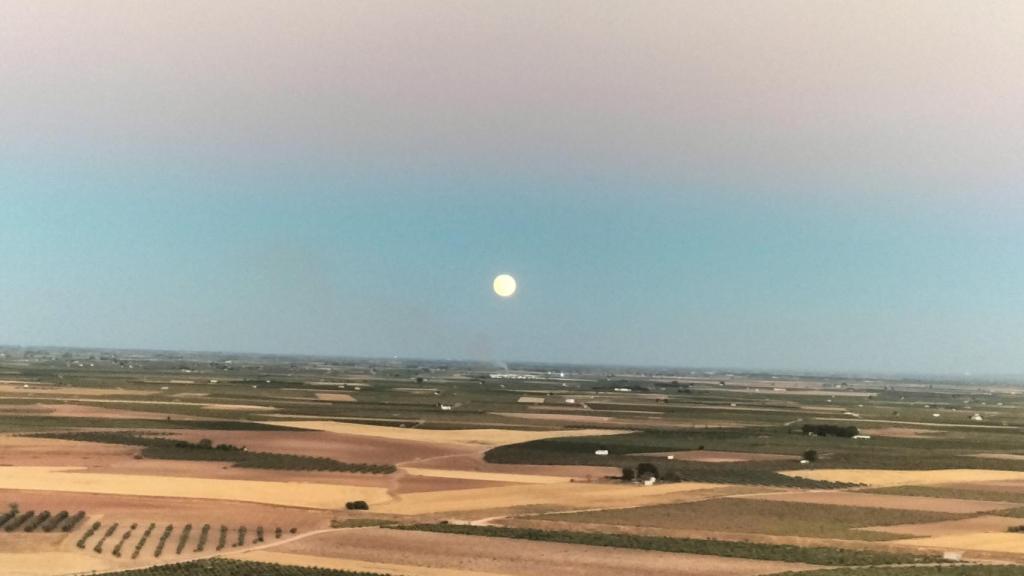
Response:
[2, 1, 1023, 375]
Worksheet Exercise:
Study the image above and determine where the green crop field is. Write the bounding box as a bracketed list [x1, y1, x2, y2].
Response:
[545, 498, 961, 541]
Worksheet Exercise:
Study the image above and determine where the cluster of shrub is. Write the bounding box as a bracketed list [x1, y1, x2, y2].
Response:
[113, 523, 138, 557]
[800, 424, 860, 438]
[32, 432, 395, 474]
[132, 524, 157, 559]
[77, 522, 103, 548]
[87, 558, 390, 576]
[398, 524, 941, 567]
[0, 506, 86, 534]
[621, 463, 661, 482]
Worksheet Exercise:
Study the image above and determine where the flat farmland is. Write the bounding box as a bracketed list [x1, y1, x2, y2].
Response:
[8, 352, 1024, 575]
[547, 498, 962, 540]
[236, 527, 819, 576]
[263, 420, 628, 448]
[375, 480, 726, 515]
[737, 490, 1019, 514]
[0, 466, 391, 509]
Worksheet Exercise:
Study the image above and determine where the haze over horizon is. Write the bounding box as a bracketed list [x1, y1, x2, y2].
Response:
[3, 1, 1024, 375]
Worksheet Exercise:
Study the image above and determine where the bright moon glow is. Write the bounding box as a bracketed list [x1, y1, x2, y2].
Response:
[493, 274, 517, 297]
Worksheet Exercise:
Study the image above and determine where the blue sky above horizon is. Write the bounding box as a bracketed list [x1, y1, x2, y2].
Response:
[2, 1, 1024, 375]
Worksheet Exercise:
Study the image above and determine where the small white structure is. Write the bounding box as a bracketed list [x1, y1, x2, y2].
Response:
[565, 398, 576, 404]
[852, 435, 872, 440]
[666, 455, 675, 460]
[613, 387, 632, 392]
[933, 413, 941, 418]
[439, 404, 453, 411]
[594, 449, 609, 456]
[800, 459, 810, 464]
[642, 477, 657, 486]
[942, 551, 964, 561]
[971, 413, 984, 421]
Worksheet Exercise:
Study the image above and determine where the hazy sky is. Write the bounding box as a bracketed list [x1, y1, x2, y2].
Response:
[2, 1, 1023, 374]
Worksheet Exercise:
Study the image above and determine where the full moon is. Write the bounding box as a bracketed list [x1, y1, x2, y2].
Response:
[493, 274, 517, 297]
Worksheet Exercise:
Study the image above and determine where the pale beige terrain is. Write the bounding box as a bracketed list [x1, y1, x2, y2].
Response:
[493, 412, 615, 424]
[169, 428, 471, 463]
[414, 454, 620, 479]
[861, 514, 1024, 537]
[891, 532, 1024, 555]
[0, 488, 330, 528]
[378, 480, 724, 515]
[782, 468, 1024, 487]
[0, 435, 136, 467]
[315, 392, 357, 402]
[516, 396, 545, 404]
[860, 427, 944, 438]
[239, 528, 818, 576]
[973, 453, 1024, 462]
[738, 490, 1017, 514]
[0, 383, 155, 396]
[267, 420, 627, 447]
[0, 552, 120, 576]
[400, 467, 575, 485]
[0, 466, 390, 509]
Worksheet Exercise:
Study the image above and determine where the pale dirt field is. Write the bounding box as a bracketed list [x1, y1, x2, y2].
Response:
[861, 514, 1024, 537]
[168, 428, 474, 464]
[377, 480, 724, 515]
[19, 402, 207, 421]
[946, 480, 1024, 494]
[400, 467, 574, 485]
[242, 527, 818, 576]
[315, 392, 357, 402]
[516, 396, 545, 404]
[860, 427, 944, 438]
[0, 552, 120, 576]
[0, 466, 391, 509]
[0, 383, 156, 396]
[236, 551, 512, 576]
[631, 450, 794, 463]
[396, 475, 514, 494]
[413, 454, 620, 479]
[737, 490, 1018, 514]
[0, 490, 332, 576]
[200, 403, 277, 411]
[73, 457, 398, 487]
[0, 488, 330, 528]
[265, 420, 628, 448]
[2, 433, 399, 489]
[891, 532, 1024, 555]
[0, 435, 136, 467]
[492, 412, 615, 424]
[782, 468, 1024, 487]
[503, 516, 928, 555]
[973, 453, 1024, 462]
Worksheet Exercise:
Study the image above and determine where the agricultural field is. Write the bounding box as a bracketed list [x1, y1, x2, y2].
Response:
[8, 348, 1024, 575]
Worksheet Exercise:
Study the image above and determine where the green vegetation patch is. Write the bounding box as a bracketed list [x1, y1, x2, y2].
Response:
[484, 430, 854, 488]
[780, 568, 1024, 576]
[868, 485, 1024, 504]
[0, 414, 290, 432]
[104, 558, 387, 576]
[549, 498, 959, 541]
[395, 524, 940, 566]
[32, 431, 395, 474]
